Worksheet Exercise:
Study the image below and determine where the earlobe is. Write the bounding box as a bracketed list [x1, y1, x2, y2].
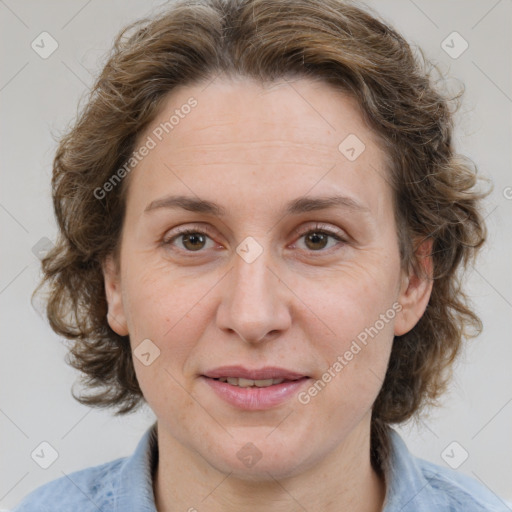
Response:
[102, 254, 129, 337]
[394, 239, 434, 336]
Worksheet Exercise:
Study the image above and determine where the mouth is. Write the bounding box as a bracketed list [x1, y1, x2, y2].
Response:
[203, 365, 308, 379]
[209, 377, 293, 388]
[202, 366, 309, 385]
[201, 366, 311, 410]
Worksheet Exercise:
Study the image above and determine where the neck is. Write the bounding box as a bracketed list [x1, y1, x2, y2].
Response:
[153, 420, 387, 512]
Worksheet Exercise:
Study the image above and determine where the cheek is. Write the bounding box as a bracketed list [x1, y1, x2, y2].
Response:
[122, 259, 209, 339]
[293, 260, 398, 403]
[300, 260, 399, 346]
[124, 268, 204, 405]
[121, 262, 221, 407]
[298, 292, 395, 434]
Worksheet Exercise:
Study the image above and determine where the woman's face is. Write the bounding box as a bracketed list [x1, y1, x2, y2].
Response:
[104, 76, 430, 479]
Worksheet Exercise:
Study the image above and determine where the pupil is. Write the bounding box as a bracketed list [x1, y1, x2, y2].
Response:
[184, 233, 205, 251]
[307, 232, 327, 250]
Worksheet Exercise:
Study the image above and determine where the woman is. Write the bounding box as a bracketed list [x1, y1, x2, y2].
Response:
[13, 0, 507, 510]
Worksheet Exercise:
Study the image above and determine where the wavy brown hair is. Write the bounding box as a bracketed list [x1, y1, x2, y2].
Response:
[35, 0, 488, 471]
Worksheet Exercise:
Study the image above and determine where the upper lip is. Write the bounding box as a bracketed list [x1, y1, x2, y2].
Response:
[202, 366, 308, 381]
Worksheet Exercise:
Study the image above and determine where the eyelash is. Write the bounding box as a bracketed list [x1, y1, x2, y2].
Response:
[162, 223, 347, 255]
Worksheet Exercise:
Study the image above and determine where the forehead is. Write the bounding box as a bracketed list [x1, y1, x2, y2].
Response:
[146, 76, 383, 155]
[126, 76, 392, 218]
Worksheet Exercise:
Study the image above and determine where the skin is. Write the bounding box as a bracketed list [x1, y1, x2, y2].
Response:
[103, 76, 432, 512]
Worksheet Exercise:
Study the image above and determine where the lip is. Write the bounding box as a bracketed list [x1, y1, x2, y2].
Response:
[200, 366, 311, 410]
[202, 365, 308, 381]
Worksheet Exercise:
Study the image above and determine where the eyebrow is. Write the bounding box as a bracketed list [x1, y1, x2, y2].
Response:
[144, 194, 370, 216]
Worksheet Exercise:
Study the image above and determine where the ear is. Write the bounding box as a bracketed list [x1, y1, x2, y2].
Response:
[394, 238, 434, 336]
[102, 254, 129, 337]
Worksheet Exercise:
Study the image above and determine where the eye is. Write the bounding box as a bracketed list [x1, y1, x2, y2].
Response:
[293, 224, 346, 253]
[163, 228, 216, 252]
[162, 223, 347, 254]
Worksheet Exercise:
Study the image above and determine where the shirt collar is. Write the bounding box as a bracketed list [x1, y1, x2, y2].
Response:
[382, 428, 440, 511]
[115, 421, 159, 512]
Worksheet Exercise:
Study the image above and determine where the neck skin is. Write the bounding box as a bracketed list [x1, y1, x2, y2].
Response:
[152, 414, 387, 512]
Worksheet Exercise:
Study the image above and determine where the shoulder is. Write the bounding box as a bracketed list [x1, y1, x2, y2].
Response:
[11, 457, 126, 512]
[384, 430, 510, 512]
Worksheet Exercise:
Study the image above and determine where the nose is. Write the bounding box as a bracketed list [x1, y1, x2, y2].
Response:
[216, 244, 292, 344]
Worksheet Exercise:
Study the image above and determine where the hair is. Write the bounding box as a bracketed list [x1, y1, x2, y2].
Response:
[35, 0, 488, 472]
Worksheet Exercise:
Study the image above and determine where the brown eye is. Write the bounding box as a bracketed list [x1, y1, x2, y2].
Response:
[164, 229, 215, 252]
[295, 228, 345, 253]
[181, 232, 207, 251]
[304, 232, 331, 251]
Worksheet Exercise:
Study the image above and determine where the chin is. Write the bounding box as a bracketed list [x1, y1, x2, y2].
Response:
[205, 437, 320, 482]
[220, 458, 306, 482]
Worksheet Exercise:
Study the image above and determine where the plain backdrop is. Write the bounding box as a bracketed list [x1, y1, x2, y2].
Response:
[1, 0, 511, 509]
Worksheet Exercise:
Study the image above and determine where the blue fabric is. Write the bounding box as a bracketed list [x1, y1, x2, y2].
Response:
[12, 422, 509, 511]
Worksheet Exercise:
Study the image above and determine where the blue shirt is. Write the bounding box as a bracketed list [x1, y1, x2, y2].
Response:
[12, 422, 509, 511]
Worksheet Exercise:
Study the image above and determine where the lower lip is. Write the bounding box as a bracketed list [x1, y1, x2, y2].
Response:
[201, 376, 310, 410]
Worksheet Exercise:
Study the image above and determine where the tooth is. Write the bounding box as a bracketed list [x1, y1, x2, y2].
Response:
[222, 377, 286, 387]
[254, 379, 274, 387]
[238, 378, 255, 387]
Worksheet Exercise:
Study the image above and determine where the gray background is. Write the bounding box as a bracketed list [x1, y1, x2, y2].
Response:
[1, 0, 511, 509]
